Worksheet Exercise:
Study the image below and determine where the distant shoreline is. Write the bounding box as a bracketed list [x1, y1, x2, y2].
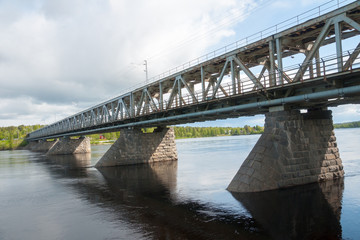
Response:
[334, 121, 360, 129]
[0, 122, 359, 151]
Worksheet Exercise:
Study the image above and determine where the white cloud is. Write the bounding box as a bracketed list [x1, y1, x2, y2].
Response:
[0, 0, 258, 126]
[330, 105, 360, 124]
[0, 96, 79, 126]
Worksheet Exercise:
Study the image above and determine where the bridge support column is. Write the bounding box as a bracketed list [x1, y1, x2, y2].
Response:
[227, 109, 344, 192]
[95, 127, 177, 167]
[24, 141, 39, 151]
[47, 137, 91, 155]
[34, 140, 58, 152]
[27, 139, 58, 152]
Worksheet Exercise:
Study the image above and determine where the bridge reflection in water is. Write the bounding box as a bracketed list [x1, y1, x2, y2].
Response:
[47, 153, 92, 169]
[42, 153, 344, 239]
[232, 179, 344, 240]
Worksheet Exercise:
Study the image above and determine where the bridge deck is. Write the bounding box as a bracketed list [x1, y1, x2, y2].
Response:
[28, 1, 360, 140]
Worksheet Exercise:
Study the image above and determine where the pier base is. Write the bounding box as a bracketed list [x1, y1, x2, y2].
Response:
[46, 137, 91, 155]
[95, 127, 177, 167]
[29, 140, 58, 152]
[227, 109, 344, 193]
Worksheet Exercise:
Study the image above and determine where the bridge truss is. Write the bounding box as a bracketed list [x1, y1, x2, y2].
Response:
[28, 1, 360, 140]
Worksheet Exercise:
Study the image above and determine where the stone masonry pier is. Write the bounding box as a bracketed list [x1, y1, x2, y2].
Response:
[95, 127, 177, 167]
[46, 137, 91, 155]
[26, 140, 58, 152]
[227, 109, 344, 193]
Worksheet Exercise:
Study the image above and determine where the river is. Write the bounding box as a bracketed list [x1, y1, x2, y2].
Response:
[0, 128, 359, 239]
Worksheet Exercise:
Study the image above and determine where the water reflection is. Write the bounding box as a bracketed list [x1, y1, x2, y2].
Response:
[231, 178, 344, 240]
[38, 156, 267, 239]
[96, 162, 267, 239]
[46, 153, 92, 169]
[35, 154, 346, 239]
[43, 153, 92, 179]
[98, 161, 177, 196]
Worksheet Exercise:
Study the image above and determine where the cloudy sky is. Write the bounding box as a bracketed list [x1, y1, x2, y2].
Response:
[0, 0, 359, 127]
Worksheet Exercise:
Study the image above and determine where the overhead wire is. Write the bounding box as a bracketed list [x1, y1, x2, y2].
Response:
[107, 0, 275, 99]
[146, 0, 275, 63]
[110, 0, 340, 99]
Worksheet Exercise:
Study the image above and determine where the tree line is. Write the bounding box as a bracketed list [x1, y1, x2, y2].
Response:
[173, 126, 264, 138]
[334, 121, 360, 128]
[0, 120, 359, 150]
[0, 125, 44, 150]
[88, 125, 265, 142]
[0, 124, 264, 150]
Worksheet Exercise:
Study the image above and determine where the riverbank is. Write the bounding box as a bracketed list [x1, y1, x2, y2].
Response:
[0, 125, 264, 151]
[1, 122, 359, 151]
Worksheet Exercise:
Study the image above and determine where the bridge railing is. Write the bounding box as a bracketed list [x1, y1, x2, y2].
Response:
[147, 49, 360, 111]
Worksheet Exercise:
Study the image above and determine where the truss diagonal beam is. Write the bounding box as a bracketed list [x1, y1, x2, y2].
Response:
[119, 99, 130, 119]
[212, 60, 230, 98]
[232, 56, 264, 89]
[275, 63, 292, 83]
[145, 89, 158, 112]
[341, 14, 360, 32]
[252, 63, 267, 91]
[219, 85, 229, 97]
[137, 91, 146, 115]
[293, 18, 333, 82]
[204, 78, 214, 99]
[167, 79, 179, 109]
[344, 44, 360, 71]
[180, 77, 198, 103]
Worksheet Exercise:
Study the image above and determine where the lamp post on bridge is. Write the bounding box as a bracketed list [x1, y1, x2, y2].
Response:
[144, 60, 148, 83]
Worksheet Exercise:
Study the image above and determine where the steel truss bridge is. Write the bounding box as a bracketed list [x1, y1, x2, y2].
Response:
[28, 1, 360, 141]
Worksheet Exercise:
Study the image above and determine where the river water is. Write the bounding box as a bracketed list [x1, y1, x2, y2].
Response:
[0, 129, 359, 240]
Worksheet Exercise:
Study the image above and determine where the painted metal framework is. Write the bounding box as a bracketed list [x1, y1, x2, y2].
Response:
[28, 1, 360, 140]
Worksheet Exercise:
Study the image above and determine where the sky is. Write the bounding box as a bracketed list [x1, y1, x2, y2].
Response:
[0, 0, 359, 127]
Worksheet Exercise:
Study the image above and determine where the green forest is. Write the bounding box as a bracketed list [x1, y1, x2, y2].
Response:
[0, 120, 359, 151]
[334, 121, 360, 128]
[173, 125, 264, 138]
[0, 125, 44, 150]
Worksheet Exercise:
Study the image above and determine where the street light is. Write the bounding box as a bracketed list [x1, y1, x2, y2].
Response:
[144, 60, 148, 83]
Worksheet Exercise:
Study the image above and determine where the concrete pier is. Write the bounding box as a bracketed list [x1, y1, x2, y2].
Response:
[95, 127, 177, 167]
[46, 137, 91, 155]
[227, 109, 344, 193]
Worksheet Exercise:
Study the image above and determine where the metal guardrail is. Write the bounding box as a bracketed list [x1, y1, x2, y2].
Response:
[158, 49, 360, 110]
